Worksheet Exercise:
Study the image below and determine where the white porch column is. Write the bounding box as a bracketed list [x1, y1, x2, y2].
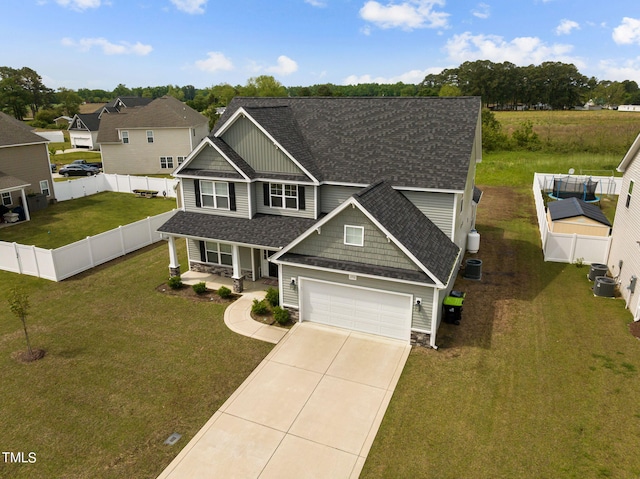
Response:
[20, 188, 30, 221]
[231, 244, 244, 292]
[167, 236, 180, 277]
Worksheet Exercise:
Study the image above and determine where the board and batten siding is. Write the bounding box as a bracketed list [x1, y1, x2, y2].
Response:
[182, 179, 250, 218]
[400, 190, 455, 239]
[281, 264, 435, 332]
[189, 145, 237, 172]
[608, 151, 640, 319]
[290, 207, 420, 272]
[221, 116, 305, 175]
[255, 181, 316, 219]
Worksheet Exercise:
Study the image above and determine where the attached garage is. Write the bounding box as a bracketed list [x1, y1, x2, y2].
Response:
[299, 278, 412, 341]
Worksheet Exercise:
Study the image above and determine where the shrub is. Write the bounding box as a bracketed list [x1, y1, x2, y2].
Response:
[192, 282, 207, 295]
[217, 286, 232, 299]
[251, 299, 269, 315]
[265, 287, 279, 307]
[168, 276, 183, 289]
[273, 306, 290, 325]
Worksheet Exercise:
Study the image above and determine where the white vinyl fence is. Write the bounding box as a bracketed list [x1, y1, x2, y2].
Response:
[0, 210, 176, 281]
[54, 174, 178, 202]
[532, 173, 615, 264]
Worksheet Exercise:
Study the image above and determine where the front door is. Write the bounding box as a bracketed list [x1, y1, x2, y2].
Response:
[261, 250, 279, 278]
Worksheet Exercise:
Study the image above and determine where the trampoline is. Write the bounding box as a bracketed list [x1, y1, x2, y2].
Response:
[548, 176, 601, 203]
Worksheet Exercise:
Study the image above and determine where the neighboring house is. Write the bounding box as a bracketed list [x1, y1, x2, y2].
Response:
[157, 97, 482, 347]
[608, 133, 640, 321]
[68, 97, 154, 150]
[546, 197, 611, 237]
[96, 96, 209, 175]
[0, 112, 55, 221]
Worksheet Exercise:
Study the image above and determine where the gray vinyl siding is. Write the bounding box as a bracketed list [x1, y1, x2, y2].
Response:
[320, 185, 360, 213]
[221, 116, 305, 175]
[189, 145, 236, 172]
[255, 181, 316, 219]
[183, 179, 250, 218]
[400, 190, 455, 239]
[0, 143, 54, 201]
[290, 207, 420, 271]
[281, 264, 435, 332]
[454, 143, 479, 250]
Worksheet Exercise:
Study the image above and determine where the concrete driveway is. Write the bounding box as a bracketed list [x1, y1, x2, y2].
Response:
[157, 322, 411, 478]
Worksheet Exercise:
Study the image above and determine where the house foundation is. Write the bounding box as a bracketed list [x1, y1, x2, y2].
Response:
[169, 265, 181, 277]
[410, 331, 431, 348]
[232, 276, 244, 293]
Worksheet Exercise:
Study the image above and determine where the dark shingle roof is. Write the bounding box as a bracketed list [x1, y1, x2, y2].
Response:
[157, 212, 320, 248]
[547, 197, 612, 226]
[0, 112, 47, 147]
[353, 180, 460, 284]
[69, 113, 101, 131]
[212, 97, 480, 190]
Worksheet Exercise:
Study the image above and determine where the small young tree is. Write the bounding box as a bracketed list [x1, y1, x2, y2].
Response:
[8, 287, 33, 357]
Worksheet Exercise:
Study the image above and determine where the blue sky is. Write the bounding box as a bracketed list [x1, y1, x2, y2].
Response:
[2, 0, 640, 91]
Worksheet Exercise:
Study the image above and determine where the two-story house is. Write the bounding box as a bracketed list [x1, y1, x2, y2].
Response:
[608, 132, 640, 321]
[96, 96, 209, 175]
[158, 97, 482, 347]
[0, 111, 55, 222]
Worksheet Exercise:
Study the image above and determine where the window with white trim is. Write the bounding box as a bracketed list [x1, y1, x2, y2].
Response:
[626, 180, 634, 208]
[147, 130, 154, 143]
[121, 131, 129, 144]
[201, 181, 229, 209]
[205, 242, 233, 266]
[160, 156, 174, 169]
[1, 192, 11, 206]
[344, 225, 364, 246]
[39, 180, 50, 197]
[270, 183, 298, 209]
[177, 156, 186, 166]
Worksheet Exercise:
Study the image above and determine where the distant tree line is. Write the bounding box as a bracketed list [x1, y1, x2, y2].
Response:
[3, 61, 640, 128]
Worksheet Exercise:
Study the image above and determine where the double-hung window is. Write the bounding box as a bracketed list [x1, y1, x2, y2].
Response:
[626, 180, 634, 208]
[270, 183, 298, 209]
[344, 225, 364, 246]
[205, 242, 233, 266]
[147, 130, 154, 143]
[201, 181, 229, 209]
[160, 156, 174, 168]
[40, 180, 50, 197]
[121, 131, 129, 144]
[1, 192, 11, 206]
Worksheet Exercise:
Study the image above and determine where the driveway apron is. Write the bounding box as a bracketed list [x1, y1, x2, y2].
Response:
[157, 322, 411, 478]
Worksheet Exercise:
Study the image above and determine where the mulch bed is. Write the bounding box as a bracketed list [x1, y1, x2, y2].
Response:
[12, 349, 46, 363]
[155, 283, 239, 304]
[629, 321, 640, 340]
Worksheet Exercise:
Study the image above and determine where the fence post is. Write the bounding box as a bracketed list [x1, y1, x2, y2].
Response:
[570, 233, 577, 263]
[119, 225, 126, 255]
[31, 245, 41, 278]
[13, 242, 22, 274]
[86, 237, 95, 267]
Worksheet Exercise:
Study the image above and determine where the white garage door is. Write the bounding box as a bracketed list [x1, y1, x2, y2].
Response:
[299, 278, 412, 341]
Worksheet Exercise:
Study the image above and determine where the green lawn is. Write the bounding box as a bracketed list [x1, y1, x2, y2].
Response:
[0, 242, 274, 479]
[361, 186, 640, 479]
[0, 192, 176, 249]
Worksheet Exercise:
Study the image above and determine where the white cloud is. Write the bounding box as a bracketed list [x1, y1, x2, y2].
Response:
[613, 17, 640, 45]
[305, 0, 327, 6]
[61, 37, 152, 55]
[444, 32, 582, 67]
[555, 19, 579, 35]
[343, 67, 444, 85]
[195, 52, 234, 73]
[266, 55, 299, 76]
[55, 0, 103, 10]
[472, 3, 490, 20]
[359, 0, 449, 31]
[598, 58, 640, 82]
[170, 0, 207, 14]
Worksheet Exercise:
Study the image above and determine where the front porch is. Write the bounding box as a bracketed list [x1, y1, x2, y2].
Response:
[180, 270, 277, 293]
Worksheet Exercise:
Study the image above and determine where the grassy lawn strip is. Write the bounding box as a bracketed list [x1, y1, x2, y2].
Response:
[0, 192, 176, 249]
[0, 241, 274, 479]
[361, 187, 640, 478]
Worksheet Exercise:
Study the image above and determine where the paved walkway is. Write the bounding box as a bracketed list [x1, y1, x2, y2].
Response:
[158, 271, 411, 478]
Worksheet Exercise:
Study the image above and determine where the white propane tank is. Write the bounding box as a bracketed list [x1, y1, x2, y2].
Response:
[467, 229, 480, 254]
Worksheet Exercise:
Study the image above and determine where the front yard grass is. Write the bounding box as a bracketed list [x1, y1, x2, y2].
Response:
[0, 241, 273, 479]
[0, 192, 176, 249]
[361, 186, 640, 478]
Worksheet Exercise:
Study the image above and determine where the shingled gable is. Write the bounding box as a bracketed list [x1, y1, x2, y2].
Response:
[174, 136, 255, 181]
[271, 180, 460, 287]
[213, 106, 321, 184]
[213, 97, 481, 190]
[547, 197, 612, 226]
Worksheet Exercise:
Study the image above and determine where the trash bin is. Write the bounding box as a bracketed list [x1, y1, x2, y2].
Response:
[443, 291, 465, 325]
